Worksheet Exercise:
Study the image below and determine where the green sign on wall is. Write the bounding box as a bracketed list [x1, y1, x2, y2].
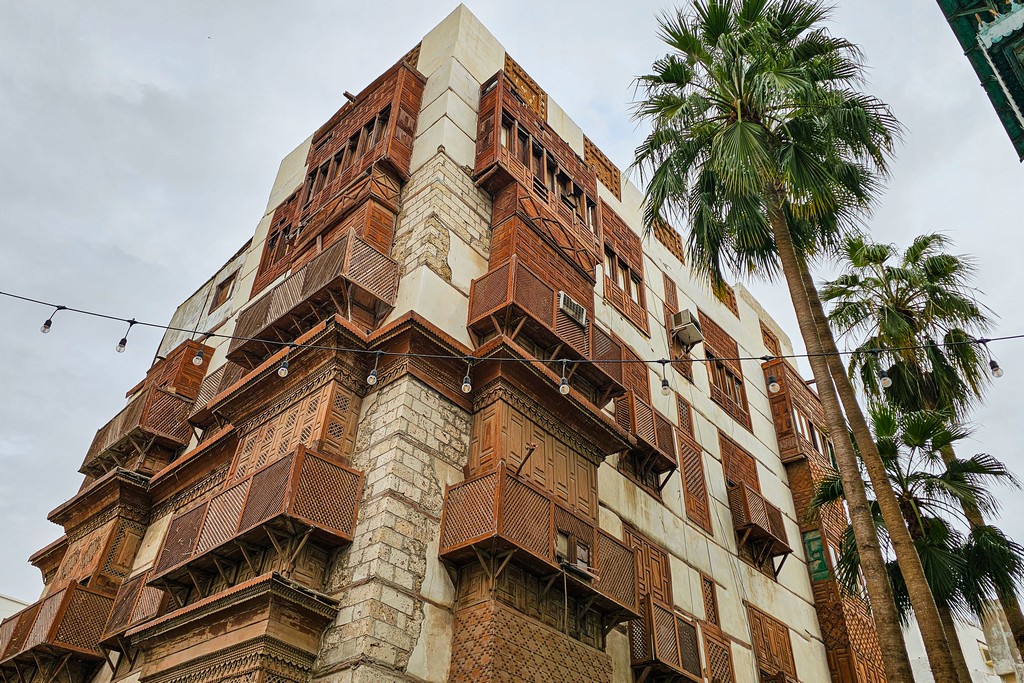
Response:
[803, 530, 830, 582]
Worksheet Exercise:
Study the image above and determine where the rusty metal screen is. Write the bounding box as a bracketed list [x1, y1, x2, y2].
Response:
[501, 475, 551, 559]
[596, 531, 637, 610]
[293, 454, 362, 538]
[194, 480, 250, 554]
[153, 502, 207, 576]
[238, 455, 292, 532]
[440, 472, 498, 551]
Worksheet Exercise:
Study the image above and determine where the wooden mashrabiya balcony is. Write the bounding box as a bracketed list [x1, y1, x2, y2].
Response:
[228, 229, 399, 364]
[0, 584, 113, 675]
[468, 255, 626, 402]
[614, 389, 678, 474]
[728, 483, 792, 570]
[148, 446, 363, 588]
[439, 464, 640, 620]
[629, 596, 703, 682]
[81, 384, 193, 476]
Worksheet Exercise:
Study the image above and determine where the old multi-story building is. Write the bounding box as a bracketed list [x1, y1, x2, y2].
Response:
[0, 7, 888, 683]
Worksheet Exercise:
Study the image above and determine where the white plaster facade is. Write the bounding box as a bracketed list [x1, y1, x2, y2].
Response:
[905, 614, 1003, 683]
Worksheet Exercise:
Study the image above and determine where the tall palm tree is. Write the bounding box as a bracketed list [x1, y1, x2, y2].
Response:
[633, 2, 957, 680]
[821, 233, 1024, 658]
[811, 405, 1024, 682]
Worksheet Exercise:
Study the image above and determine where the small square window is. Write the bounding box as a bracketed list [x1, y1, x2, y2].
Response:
[209, 273, 236, 313]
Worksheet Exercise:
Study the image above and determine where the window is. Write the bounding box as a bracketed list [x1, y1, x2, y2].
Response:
[555, 530, 592, 572]
[708, 353, 748, 414]
[208, 273, 236, 313]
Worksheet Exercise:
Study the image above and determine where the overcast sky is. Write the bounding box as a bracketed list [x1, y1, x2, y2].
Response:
[0, 1, 1021, 603]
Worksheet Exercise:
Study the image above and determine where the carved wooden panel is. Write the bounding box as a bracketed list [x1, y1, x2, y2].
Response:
[654, 218, 686, 264]
[701, 575, 719, 627]
[230, 380, 358, 481]
[747, 604, 797, 679]
[760, 322, 781, 357]
[469, 398, 597, 519]
[583, 136, 620, 199]
[714, 281, 739, 317]
[503, 53, 547, 119]
[625, 526, 672, 606]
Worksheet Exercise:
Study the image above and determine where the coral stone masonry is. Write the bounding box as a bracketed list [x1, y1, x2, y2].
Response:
[1, 6, 888, 683]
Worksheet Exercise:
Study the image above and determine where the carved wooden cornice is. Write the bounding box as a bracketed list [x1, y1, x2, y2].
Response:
[141, 635, 318, 683]
[47, 468, 150, 531]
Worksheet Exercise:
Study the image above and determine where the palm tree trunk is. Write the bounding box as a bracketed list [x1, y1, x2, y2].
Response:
[937, 442, 1024, 660]
[936, 599, 973, 683]
[796, 255, 960, 683]
[765, 198, 915, 683]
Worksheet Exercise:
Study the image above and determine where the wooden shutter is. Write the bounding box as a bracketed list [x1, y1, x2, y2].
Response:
[679, 430, 712, 534]
[720, 432, 760, 492]
[625, 526, 672, 605]
[747, 604, 797, 679]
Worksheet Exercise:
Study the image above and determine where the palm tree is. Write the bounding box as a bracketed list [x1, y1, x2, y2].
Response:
[633, 1, 957, 680]
[811, 405, 1024, 682]
[821, 233, 1024, 658]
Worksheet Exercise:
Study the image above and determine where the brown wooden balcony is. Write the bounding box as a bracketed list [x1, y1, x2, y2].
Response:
[0, 584, 113, 677]
[81, 385, 193, 477]
[149, 446, 363, 587]
[467, 255, 624, 402]
[629, 596, 703, 682]
[614, 390, 677, 474]
[439, 464, 640, 619]
[728, 483, 792, 569]
[100, 571, 167, 647]
[228, 229, 399, 365]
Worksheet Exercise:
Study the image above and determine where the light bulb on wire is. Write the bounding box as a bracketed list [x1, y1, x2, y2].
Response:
[990, 359, 1004, 378]
[878, 369, 893, 389]
[367, 352, 381, 386]
[767, 374, 780, 394]
[558, 361, 571, 395]
[39, 305, 65, 335]
[192, 348, 204, 366]
[659, 361, 671, 396]
[461, 359, 473, 394]
[115, 319, 137, 354]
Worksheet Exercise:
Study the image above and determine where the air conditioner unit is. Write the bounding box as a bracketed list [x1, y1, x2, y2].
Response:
[558, 291, 588, 327]
[670, 309, 703, 352]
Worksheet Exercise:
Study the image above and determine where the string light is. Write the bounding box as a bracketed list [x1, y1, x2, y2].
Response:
[277, 357, 289, 378]
[558, 361, 570, 395]
[366, 351, 381, 386]
[116, 319, 137, 353]
[192, 348, 204, 366]
[767, 374, 780, 393]
[461, 359, 473, 394]
[40, 305, 65, 334]
[2, 289, 1023, 377]
[659, 360, 671, 396]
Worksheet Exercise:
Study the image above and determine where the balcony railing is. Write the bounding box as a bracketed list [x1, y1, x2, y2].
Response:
[101, 571, 167, 646]
[228, 229, 399, 363]
[0, 584, 113, 665]
[149, 446, 363, 585]
[467, 256, 625, 399]
[82, 385, 193, 476]
[728, 483, 791, 562]
[439, 464, 639, 618]
[614, 390, 677, 474]
[629, 596, 703, 682]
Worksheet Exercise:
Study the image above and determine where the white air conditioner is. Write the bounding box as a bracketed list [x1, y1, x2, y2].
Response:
[558, 291, 588, 327]
[670, 309, 703, 352]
